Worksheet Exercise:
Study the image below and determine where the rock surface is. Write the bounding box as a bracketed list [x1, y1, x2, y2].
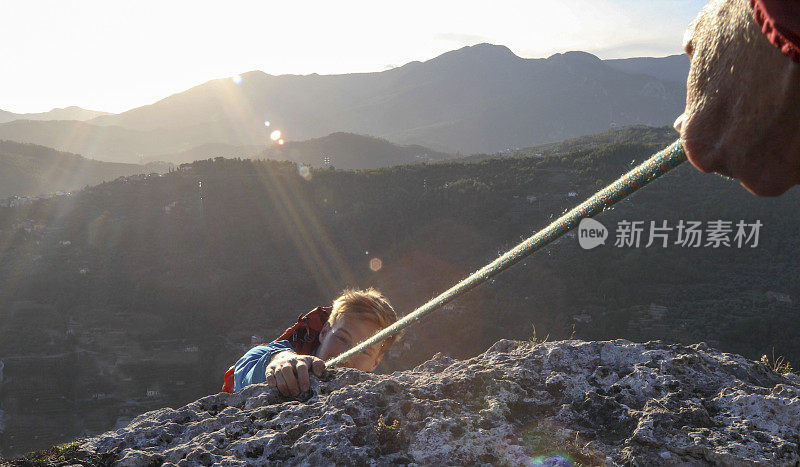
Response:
[79, 339, 800, 466]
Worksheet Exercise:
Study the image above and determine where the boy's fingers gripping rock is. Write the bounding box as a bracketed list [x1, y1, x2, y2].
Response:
[295, 359, 310, 393]
[311, 357, 325, 377]
[279, 364, 299, 397]
[274, 369, 287, 396]
[265, 369, 277, 389]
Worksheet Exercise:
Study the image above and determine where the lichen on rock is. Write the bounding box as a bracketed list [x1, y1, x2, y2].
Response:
[78, 339, 800, 466]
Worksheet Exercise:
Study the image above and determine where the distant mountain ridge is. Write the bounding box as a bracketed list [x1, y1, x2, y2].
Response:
[0, 140, 158, 198]
[0, 44, 689, 164]
[457, 125, 679, 163]
[143, 133, 451, 168]
[0, 119, 231, 164]
[605, 55, 690, 84]
[0, 106, 111, 124]
[261, 132, 453, 169]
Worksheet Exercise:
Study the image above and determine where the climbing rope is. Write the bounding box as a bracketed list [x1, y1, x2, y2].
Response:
[327, 139, 687, 367]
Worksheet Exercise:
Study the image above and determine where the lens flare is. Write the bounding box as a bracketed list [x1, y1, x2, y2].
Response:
[297, 163, 312, 181]
[278, 139, 285, 145]
[270, 130, 282, 141]
[264, 120, 271, 126]
[232, 75, 243, 85]
[369, 258, 382, 271]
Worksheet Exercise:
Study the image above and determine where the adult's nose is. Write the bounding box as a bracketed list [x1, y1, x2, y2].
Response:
[673, 113, 686, 133]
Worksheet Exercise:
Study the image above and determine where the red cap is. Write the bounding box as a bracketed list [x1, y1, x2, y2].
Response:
[750, 0, 800, 63]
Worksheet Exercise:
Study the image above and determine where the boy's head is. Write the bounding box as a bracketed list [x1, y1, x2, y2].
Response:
[315, 288, 400, 371]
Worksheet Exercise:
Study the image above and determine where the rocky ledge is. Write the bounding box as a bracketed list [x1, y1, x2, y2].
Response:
[75, 339, 800, 466]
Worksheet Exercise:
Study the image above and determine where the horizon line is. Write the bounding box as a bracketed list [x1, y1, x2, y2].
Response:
[2, 44, 685, 116]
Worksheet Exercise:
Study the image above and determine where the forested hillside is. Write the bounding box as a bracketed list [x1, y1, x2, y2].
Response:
[0, 140, 163, 198]
[0, 127, 797, 456]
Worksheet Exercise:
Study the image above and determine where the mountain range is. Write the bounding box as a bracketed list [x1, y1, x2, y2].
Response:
[0, 106, 110, 124]
[259, 132, 452, 169]
[0, 140, 164, 198]
[0, 44, 689, 164]
[0, 132, 453, 198]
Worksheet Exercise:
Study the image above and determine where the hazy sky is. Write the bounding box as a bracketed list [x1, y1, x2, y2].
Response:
[1, 0, 706, 114]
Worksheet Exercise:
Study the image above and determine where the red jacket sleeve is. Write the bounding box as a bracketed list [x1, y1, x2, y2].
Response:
[751, 0, 800, 63]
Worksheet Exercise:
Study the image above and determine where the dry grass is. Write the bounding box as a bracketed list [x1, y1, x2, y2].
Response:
[760, 348, 793, 375]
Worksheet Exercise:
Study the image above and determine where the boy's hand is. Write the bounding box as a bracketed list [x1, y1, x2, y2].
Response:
[264, 350, 325, 397]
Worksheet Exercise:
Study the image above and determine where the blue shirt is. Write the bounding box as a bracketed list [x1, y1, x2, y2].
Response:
[233, 340, 295, 392]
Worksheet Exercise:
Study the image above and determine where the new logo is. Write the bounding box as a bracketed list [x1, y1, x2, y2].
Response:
[578, 218, 608, 250]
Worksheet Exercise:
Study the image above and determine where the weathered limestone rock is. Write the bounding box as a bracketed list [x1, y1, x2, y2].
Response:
[80, 339, 800, 466]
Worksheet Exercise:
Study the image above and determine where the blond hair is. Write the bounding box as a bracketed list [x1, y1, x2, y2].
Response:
[329, 288, 401, 354]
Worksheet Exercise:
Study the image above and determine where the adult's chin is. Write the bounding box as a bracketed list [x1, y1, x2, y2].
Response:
[736, 164, 799, 197]
[681, 122, 798, 196]
[732, 138, 800, 196]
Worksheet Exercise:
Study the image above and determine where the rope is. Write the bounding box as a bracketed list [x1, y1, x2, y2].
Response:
[326, 139, 687, 367]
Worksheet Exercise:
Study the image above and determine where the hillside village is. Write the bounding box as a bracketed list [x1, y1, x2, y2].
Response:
[0, 191, 72, 209]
